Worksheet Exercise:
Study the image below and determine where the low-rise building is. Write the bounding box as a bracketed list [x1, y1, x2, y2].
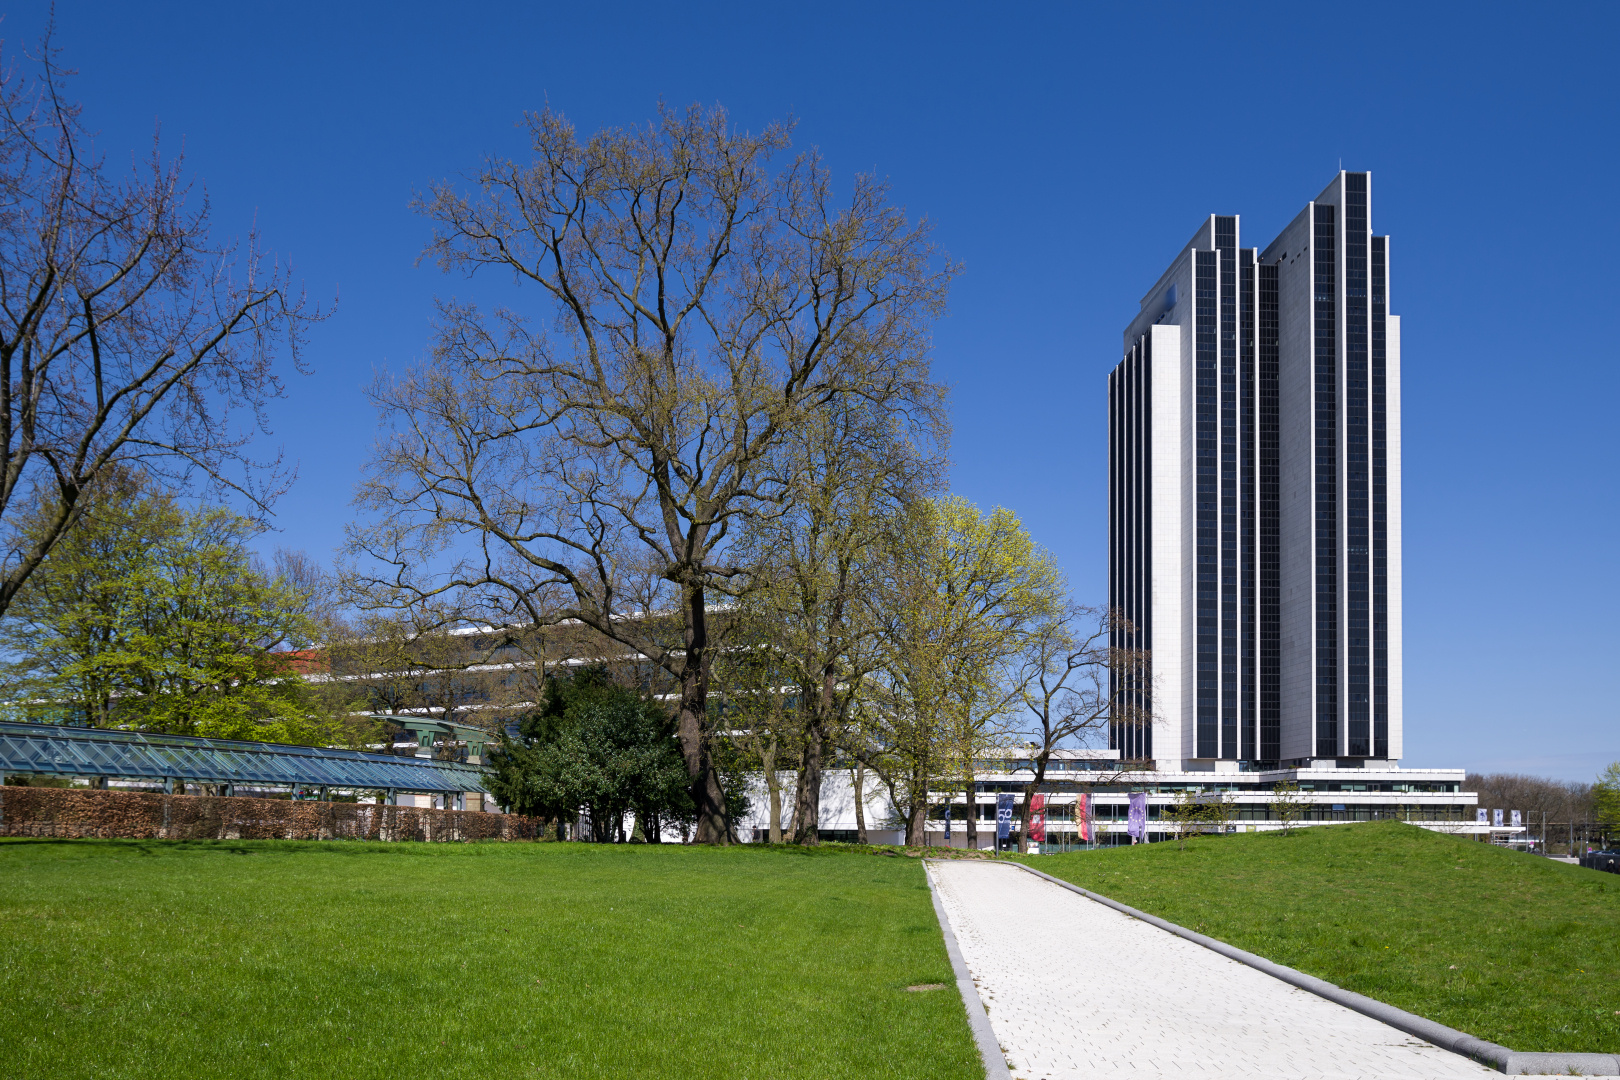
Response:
[739, 749, 1520, 848]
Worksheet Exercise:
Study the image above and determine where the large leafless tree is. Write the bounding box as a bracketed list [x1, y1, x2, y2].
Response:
[348, 104, 952, 843]
[0, 43, 313, 617]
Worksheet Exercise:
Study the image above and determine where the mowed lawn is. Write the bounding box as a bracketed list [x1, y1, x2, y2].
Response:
[1025, 820, 1620, 1054]
[0, 840, 982, 1079]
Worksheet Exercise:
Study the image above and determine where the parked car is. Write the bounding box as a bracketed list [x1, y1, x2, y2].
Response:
[1580, 849, 1620, 873]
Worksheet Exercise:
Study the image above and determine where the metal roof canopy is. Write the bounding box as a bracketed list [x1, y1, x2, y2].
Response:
[0, 721, 490, 794]
[365, 715, 493, 746]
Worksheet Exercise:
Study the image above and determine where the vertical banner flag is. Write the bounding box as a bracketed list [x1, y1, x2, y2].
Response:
[1127, 792, 1147, 843]
[1078, 793, 1092, 843]
[996, 793, 1015, 841]
[1493, 808, 1504, 827]
[1029, 793, 1047, 842]
[1510, 810, 1522, 828]
[1476, 809, 1488, 824]
[944, 797, 952, 840]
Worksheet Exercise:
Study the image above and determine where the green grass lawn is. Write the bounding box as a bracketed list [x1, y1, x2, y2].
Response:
[0, 839, 981, 1079]
[1022, 820, 1620, 1053]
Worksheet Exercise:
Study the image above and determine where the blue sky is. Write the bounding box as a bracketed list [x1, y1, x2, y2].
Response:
[15, 2, 1616, 780]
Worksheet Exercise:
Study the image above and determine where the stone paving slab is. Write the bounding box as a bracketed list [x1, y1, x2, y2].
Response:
[926, 859, 1500, 1080]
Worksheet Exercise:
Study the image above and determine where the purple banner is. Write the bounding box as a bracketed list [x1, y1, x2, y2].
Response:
[1127, 792, 1147, 843]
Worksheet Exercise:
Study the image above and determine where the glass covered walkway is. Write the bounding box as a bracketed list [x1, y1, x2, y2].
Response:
[0, 721, 490, 797]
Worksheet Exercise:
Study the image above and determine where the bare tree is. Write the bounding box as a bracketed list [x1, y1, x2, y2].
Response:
[1268, 779, 1307, 835]
[0, 41, 313, 617]
[1010, 604, 1147, 853]
[1199, 791, 1235, 837]
[346, 104, 952, 843]
[1164, 790, 1203, 850]
[1466, 772, 1594, 825]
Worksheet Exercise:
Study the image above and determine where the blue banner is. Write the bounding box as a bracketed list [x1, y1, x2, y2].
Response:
[995, 793, 1014, 840]
[944, 797, 952, 840]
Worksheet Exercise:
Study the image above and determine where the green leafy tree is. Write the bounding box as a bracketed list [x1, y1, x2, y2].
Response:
[867, 496, 1064, 845]
[0, 475, 367, 744]
[719, 391, 944, 845]
[1595, 762, 1620, 832]
[486, 667, 693, 841]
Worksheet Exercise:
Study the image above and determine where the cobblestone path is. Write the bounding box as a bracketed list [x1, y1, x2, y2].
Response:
[926, 859, 1497, 1080]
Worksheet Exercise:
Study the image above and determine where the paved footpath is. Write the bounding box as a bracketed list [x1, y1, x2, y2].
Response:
[926, 859, 1498, 1080]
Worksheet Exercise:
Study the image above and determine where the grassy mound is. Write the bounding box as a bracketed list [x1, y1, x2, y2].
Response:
[0, 839, 980, 1079]
[1024, 820, 1620, 1053]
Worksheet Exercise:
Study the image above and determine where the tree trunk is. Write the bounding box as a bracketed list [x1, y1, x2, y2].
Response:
[907, 798, 927, 847]
[1017, 753, 1051, 854]
[854, 761, 868, 844]
[762, 740, 783, 844]
[902, 758, 930, 846]
[964, 767, 979, 850]
[678, 583, 729, 844]
[792, 699, 825, 845]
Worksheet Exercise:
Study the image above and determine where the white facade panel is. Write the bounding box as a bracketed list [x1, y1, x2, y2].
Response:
[1386, 313, 1403, 760]
[1149, 322, 1186, 765]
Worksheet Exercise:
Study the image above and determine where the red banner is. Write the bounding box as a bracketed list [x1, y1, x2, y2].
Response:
[1029, 792, 1047, 842]
[1077, 793, 1091, 842]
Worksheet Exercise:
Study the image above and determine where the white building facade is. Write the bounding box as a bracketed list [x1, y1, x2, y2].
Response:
[738, 751, 1503, 848]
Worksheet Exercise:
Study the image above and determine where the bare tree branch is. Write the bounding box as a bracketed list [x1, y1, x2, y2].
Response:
[0, 37, 318, 617]
[347, 103, 953, 843]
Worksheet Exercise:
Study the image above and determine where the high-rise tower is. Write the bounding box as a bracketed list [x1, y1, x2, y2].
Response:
[1109, 172, 1401, 769]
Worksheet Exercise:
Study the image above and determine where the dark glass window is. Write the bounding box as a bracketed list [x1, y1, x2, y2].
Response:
[1313, 203, 1339, 758]
[1196, 250, 1219, 758]
[1258, 261, 1281, 762]
[1344, 175, 1370, 758]
[1109, 332, 1153, 762]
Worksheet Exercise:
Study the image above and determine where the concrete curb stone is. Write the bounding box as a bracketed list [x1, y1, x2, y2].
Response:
[922, 861, 1013, 1080]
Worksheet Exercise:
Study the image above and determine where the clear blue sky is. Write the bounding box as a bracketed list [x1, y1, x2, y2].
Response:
[16, 2, 1616, 780]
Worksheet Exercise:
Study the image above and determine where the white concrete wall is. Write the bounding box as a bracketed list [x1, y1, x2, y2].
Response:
[1386, 313, 1403, 760]
[738, 769, 903, 842]
[1151, 322, 1186, 766]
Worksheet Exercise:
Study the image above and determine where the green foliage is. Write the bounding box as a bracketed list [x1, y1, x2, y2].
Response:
[1267, 780, 1307, 834]
[0, 476, 371, 745]
[1, 773, 77, 787]
[1026, 820, 1620, 1053]
[486, 667, 694, 839]
[0, 840, 980, 1079]
[1595, 762, 1620, 828]
[871, 495, 1066, 841]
